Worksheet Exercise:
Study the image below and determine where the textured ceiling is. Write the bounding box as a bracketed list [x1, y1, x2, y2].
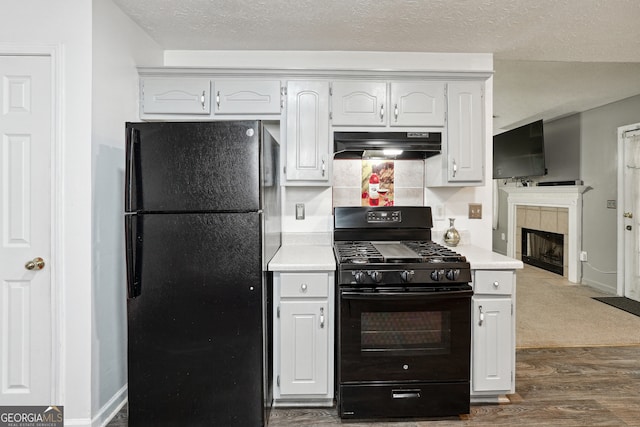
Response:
[112, 0, 640, 130]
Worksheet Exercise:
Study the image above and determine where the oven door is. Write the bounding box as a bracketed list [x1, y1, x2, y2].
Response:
[339, 286, 472, 384]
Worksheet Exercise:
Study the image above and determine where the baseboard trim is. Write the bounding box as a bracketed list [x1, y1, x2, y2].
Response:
[581, 278, 616, 295]
[94, 384, 127, 427]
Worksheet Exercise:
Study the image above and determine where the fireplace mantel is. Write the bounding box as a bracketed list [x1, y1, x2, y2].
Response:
[503, 186, 588, 283]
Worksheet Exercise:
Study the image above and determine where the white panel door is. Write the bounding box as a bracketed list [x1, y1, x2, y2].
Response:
[472, 297, 512, 393]
[279, 300, 328, 396]
[622, 127, 640, 302]
[0, 55, 52, 405]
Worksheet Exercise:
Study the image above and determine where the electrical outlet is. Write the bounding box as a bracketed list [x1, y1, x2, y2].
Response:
[580, 251, 588, 262]
[607, 200, 617, 209]
[295, 203, 305, 220]
[468, 203, 482, 219]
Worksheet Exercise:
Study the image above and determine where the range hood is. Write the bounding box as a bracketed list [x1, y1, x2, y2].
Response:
[333, 131, 442, 159]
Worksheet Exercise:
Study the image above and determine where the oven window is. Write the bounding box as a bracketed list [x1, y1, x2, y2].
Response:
[360, 311, 451, 354]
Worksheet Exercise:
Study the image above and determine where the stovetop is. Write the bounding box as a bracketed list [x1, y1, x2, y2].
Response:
[333, 240, 471, 286]
[334, 240, 467, 265]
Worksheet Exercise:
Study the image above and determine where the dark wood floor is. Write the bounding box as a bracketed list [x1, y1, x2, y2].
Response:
[108, 345, 640, 426]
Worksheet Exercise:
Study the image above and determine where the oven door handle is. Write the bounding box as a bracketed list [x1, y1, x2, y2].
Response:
[341, 289, 473, 299]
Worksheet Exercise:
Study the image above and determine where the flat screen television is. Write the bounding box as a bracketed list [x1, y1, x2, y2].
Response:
[493, 120, 546, 179]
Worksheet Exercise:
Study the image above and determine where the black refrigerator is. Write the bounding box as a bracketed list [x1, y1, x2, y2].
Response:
[124, 121, 281, 426]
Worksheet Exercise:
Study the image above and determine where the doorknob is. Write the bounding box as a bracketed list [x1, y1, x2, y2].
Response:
[624, 212, 633, 218]
[25, 257, 45, 270]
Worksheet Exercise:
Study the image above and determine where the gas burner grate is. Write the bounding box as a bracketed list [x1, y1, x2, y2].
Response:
[335, 241, 384, 264]
[403, 241, 467, 263]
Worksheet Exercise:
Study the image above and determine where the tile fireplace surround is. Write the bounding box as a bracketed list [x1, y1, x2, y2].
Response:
[503, 186, 588, 283]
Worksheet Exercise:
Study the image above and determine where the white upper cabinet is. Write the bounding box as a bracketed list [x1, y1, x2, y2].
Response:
[426, 80, 484, 186]
[389, 82, 445, 127]
[285, 81, 331, 184]
[447, 81, 484, 182]
[213, 80, 282, 115]
[330, 81, 446, 127]
[141, 78, 211, 115]
[330, 81, 387, 126]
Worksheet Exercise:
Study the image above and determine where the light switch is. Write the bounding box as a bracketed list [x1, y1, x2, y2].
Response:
[295, 203, 305, 220]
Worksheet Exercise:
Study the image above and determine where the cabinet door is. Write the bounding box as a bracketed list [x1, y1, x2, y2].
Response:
[390, 82, 445, 127]
[213, 80, 281, 114]
[141, 78, 211, 115]
[279, 300, 329, 395]
[285, 81, 330, 182]
[331, 81, 387, 126]
[447, 81, 484, 182]
[472, 297, 513, 393]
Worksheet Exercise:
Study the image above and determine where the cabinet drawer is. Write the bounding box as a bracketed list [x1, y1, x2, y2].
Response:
[473, 270, 514, 295]
[280, 273, 329, 298]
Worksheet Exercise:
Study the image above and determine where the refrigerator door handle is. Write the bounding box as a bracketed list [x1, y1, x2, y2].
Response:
[125, 126, 140, 212]
[125, 214, 142, 298]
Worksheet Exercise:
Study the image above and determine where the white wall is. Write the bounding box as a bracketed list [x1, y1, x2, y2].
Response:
[1, 1, 93, 422]
[91, 0, 162, 425]
[581, 94, 640, 293]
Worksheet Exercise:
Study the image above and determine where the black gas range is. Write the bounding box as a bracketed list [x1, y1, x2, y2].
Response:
[334, 206, 472, 420]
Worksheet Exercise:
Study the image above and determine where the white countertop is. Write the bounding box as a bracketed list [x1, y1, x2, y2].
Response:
[268, 242, 521, 272]
[268, 245, 336, 271]
[454, 244, 524, 270]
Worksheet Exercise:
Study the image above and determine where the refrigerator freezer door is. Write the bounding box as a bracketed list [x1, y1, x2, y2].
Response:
[125, 121, 261, 213]
[127, 212, 264, 426]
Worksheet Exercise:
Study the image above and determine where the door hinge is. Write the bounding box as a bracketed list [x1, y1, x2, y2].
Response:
[277, 306, 280, 318]
[511, 302, 514, 316]
[283, 166, 287, 175]
[277, 375, 280, 387]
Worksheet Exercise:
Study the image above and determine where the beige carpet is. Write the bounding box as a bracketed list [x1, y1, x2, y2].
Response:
[516, 265, 640, 348]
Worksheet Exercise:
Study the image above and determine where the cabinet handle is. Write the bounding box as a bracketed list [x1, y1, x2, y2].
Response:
[216, 91, 220, 109]
[321, 159, 326, 177]
[394, 104, 399, 122]
[478, 305, 484, 326]
[452, 159, 458, 178]
[320, 307, 325, 329]
[380, 103, 384, 122]
[493, 281, 499, 288]
[300, 283, 307, 292]
[201, 91, 206, 110]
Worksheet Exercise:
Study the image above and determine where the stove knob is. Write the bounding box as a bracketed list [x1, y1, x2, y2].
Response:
[353, 271, 366, 284]
[369, 271, 383, 283]
[430, 269, 444, 281]
[400, 270, 415, 282]
[446, 269, 461, 281]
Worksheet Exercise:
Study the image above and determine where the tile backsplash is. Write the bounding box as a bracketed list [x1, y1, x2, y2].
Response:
[282, 159, 425, 233]
[332, 159, 425, 207]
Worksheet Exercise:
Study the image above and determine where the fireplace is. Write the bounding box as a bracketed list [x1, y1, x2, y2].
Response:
[521, 228, 564, 275]
[504, 186, 587, 283]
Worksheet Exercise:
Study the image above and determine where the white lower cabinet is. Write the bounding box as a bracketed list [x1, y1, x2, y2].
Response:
[471, 270, 516, 400]
[273, 271, 334, 406]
